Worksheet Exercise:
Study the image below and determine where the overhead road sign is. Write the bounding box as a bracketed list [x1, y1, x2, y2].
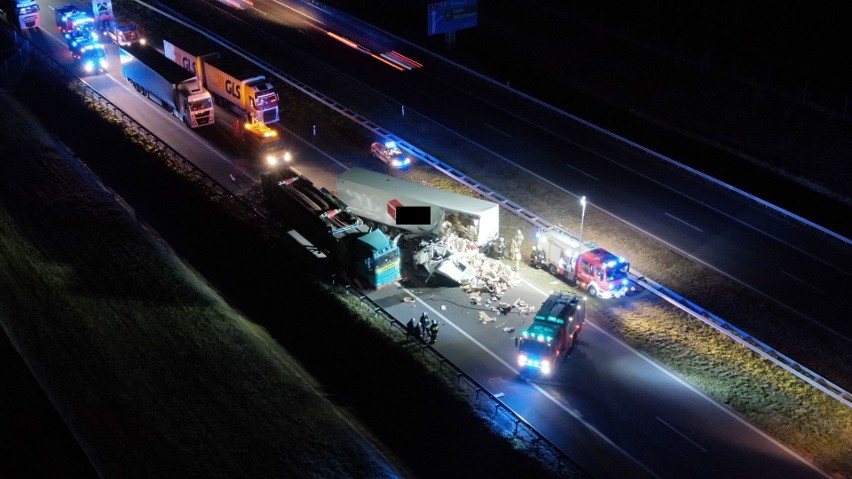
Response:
[427, 0, 478, 36]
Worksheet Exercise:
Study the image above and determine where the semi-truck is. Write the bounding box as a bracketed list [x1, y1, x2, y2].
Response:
[1, 0, 40, 29]
[119, 44, 214, 128]
[532, 225, 635, 299]
[163, 38, 279, 124]
[516, 291, 585, 376]
[261, 165, 401, 290]
[335, 167, 499, 246]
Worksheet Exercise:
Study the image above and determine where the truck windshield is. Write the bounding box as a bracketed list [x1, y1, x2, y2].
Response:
[255, 93, 278, 109]
[375, 248, 400, 268]
[605, 262, 629, 281]
[189, 97, 213, 111]
[520, 340, 550, 357]
[259, 140, 284, 153]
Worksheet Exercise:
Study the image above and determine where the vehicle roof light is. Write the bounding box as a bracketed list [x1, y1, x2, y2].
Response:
[384, 141, 396, 148]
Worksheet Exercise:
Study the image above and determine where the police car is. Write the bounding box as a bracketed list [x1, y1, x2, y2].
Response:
[370, 141, 411, 169]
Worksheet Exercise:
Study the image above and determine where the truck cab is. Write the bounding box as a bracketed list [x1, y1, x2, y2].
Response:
[6, 0, 39, 29]
[243, 121, 290, 167]
[517, 291, 585, 376]
[106, 22, 144, 46]
[77, 43, 107, 74]
[54, 4, 79, 33]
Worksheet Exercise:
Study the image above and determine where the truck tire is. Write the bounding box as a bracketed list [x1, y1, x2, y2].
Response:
[548, 264, 558, 276]
[588, 284, 598, 298]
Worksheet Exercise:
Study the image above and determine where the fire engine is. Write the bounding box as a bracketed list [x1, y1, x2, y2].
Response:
[532, 225, 635, 299]
[516, 291, 585, 376]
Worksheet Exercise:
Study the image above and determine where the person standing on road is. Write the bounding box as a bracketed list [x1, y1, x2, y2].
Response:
[429, 321, 440, 344]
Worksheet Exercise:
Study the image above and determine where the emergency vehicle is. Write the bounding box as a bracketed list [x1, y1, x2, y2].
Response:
[516, 291, 585, 376]
[532, 225, 635, 299]
[243, 121, 290, 167]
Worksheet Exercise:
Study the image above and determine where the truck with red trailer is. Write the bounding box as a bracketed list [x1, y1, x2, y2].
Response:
[532, 225, 635, 299]
[516, 291, 585, 376]
[261, 165, 401, 290]
[163, 37, 279, 125]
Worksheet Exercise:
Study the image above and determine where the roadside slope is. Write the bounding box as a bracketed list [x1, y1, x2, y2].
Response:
[0, 90, 403, 479]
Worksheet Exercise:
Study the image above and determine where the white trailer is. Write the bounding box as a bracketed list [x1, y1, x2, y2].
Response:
[336, 167, 499, 246]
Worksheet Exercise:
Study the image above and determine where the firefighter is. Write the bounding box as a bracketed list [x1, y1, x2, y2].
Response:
[419, 312, 430, 340]
[530, 246, 540, 268]
[429, 321, 440, 344]
[497, 238, 506, 259]
[406, 318, 416, 336]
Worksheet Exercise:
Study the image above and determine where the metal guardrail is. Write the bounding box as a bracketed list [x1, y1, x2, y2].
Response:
[143, 0, 852, 410]
[17, 29, 587, 477]
[339, 284, 589, 478]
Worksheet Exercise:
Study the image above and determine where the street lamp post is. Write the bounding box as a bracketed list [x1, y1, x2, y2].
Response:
[578, 196, 587, 252]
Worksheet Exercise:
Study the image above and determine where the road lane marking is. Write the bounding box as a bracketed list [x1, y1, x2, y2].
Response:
[664, 212, 704, 233]
[781, 270, 826, 295]
[403, 287, 662, 479]
[656, 417, 707, 453]
[484, 123, 512, 137]
[565, 162, 598, 180]
[520, 278, 832, 477]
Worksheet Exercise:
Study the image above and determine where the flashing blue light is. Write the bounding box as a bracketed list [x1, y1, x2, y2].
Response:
[522, 331, 529, 338]
[403, 158, 411, 165]
[537, 334, 544, 341]
[384, 141, 396, 149]
[606, 260, 617, 268]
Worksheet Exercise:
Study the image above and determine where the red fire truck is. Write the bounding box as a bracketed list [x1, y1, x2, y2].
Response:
[532, 225, 635, 299]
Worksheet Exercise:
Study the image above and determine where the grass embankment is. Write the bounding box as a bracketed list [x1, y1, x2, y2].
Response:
[0, 91, 404, 478]
[0, 43, 564, 478]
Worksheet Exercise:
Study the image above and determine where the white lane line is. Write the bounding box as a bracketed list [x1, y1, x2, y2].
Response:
[565, 162, 598, 180]
[780, 270, 826, 295]
[520, 277, 832, 478]
[664, 212, 704, 233]
[484, 123, 512, 137]
[656, 417, 707, 453]
[403, 288, 662, 479]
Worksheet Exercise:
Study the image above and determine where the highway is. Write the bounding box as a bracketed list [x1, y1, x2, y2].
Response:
[16, 0, 838, 477]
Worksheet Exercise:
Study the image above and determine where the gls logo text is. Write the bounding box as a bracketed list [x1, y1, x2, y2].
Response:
[225, 80, 241, 100]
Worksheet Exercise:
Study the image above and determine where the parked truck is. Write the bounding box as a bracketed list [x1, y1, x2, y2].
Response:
[105, 21, 143, 46]
[335, 167, 499, 246]
[516, 291, 585, 376]
[163, 38, 279, 124]
[1, 0, 40, 30]
[531, 225, 635, 299]
[119, 44, 214, 128]
[261, 165, 401, 290]
[54, 3, 79, 33]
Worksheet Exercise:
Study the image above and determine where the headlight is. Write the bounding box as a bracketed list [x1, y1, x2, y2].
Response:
[84, 61, 94, 73]
[266, 155, 278, 167]
[392, 159, 401, 166]
[100, 59, 108, 69]
[404, 158, 411, 165]
[517, 354, 528, 367]
[541, 359, 552, 375]
[284, 152, 292, 162]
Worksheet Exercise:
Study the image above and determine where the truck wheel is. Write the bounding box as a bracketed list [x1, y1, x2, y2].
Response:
[548, 264, 558, 276]
[588, 284, 598, 298]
